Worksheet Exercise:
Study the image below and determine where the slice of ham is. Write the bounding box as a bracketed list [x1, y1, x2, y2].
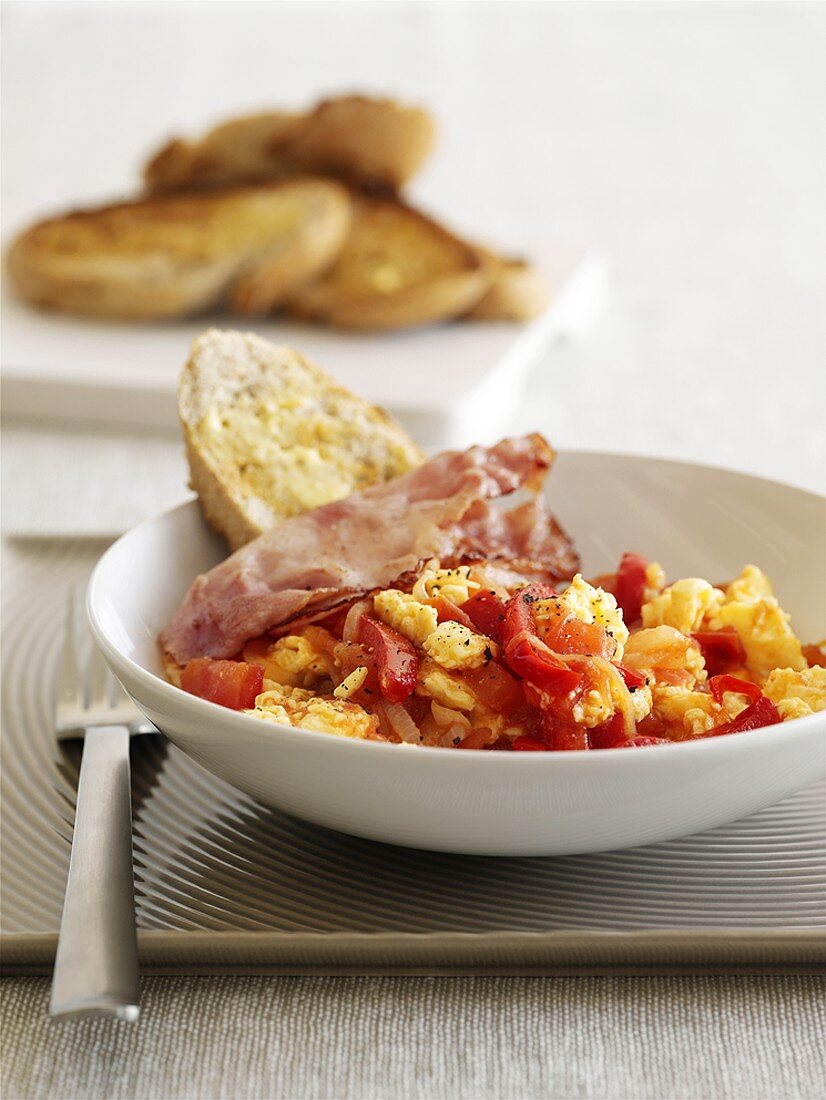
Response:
[160, 434, 579, 663]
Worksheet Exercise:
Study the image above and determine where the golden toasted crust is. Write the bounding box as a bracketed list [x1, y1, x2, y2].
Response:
[179, 329, 425, 550]
[287, 196, 493, 330]
[465, 252, 550, 321]
[7, 179, 351, 320]
[144, 95, 435, 195]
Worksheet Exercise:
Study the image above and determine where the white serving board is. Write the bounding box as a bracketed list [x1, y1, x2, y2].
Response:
[1, 244, 609, 449]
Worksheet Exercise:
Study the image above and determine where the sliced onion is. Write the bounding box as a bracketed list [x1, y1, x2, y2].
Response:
[431, 701, 471, 731]
[382, 700, 422, 744]
[593, 656, 637, 739]
[342, 598, 373, 643]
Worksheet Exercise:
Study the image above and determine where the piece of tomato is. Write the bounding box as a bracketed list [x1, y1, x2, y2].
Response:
[709, 674, 762, 705]
[614, 552, 649, 625]
[461, 590, 506, 641]
[463, 659, 524, 714]
[708, 696, 781, 737]
[425, 596, 475, 629]
[357, 616, 418, 703]
[654, 667, 695, 687]
[588, 713, 629, 749]
[692, 627, 747, 677]
[511, 735, 550, 751]
[541, 612, 614, 659]
[180, 658, 264, 710]
[540, 717, 590, 751]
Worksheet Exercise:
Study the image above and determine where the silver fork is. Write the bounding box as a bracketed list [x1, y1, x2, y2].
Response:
[50, 587, 154, 1021]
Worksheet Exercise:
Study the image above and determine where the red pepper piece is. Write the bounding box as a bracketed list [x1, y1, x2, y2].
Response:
[506, 637, 583, 694]
[357, 616, 418, 703]
[501, 584, 583, 695]
[613, 661, 647, 689]
[692, 627, 747, 676]
[709, 674, 762, 705]
[614, 552, 649, 625]
[708, 695, 781, 736]
[501, 583, 558, 648]
[181, 658, 264, 711]
[461, 590, 506, 641]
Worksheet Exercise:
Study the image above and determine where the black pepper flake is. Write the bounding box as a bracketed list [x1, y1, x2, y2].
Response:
[364, 687, 373, 695]
[453, 737, 461, 745]
[523, 594, 536, 604]
[629, 686, 637, 693]
[464, 638, 470, 646]
[484, 646, 493, 662]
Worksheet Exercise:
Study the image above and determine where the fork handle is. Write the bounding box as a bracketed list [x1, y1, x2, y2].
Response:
[50, 725, 140, 1020]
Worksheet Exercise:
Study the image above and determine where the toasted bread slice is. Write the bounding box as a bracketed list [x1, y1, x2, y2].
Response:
[180, 329, 425, 550]
[145, 95, 435, 195]
[287, 196, 493, 330]
[7, 179, 351, 320]
[145, 112, 301, 194]
[465, 252, 550, 321]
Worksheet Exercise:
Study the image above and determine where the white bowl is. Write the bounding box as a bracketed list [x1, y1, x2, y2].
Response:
[88, 452, 825, 856]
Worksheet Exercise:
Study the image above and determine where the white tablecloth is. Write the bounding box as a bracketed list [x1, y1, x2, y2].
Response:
[2, 3, 824, 1098]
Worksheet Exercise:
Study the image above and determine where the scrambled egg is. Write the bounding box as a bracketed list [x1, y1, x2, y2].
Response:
[373, 589, 438, 647]
[644, 561, 667, 601]
[423, 621, 491, 671]
[763, 666, 826, 720]
[417, 665, 476, 711]
[706, 566, 805, 678]
[535, 575, 629, 659]
[572, 681, 652, 728]
[333, 665, 368, 700]
[642, 578, 724, 636]
[650, 684, 723, 738]
[726, 564, 774, 603]
[257, 634, 330, 688]
[248, 682, 377, 739]
[411, 565, 479, 606]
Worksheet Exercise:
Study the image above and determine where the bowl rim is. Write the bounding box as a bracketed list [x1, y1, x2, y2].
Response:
[87, 449, 826, 765]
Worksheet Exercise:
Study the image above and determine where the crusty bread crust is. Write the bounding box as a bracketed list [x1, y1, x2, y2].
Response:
[179, 329, 425, 550]
[145, 95, 435, 196]
[465, 252, 550, 321]
[7, 179, 351, 320]
[287, 196, 493, 330]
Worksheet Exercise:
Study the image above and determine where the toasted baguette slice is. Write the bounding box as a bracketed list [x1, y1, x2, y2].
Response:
[287, 196, 493, 330]
[145, 95, 435, 195]
[180, 329, 425, 550]
[7, 180, 351, 320]
[465, 252, 550, 321]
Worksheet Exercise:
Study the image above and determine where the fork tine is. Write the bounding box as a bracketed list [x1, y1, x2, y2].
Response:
[56, 587, 83, 717]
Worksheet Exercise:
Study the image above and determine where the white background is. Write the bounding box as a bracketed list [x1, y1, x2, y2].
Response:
[2, 0, 824, 533]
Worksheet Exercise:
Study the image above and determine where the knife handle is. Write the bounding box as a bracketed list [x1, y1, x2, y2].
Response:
[50, 724, 140, 1020]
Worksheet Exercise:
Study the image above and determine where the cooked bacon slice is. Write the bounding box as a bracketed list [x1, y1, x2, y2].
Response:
[160, 434, 579, 663]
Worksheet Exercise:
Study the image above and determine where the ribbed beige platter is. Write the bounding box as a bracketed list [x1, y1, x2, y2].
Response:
[2, 539, 824, 974]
